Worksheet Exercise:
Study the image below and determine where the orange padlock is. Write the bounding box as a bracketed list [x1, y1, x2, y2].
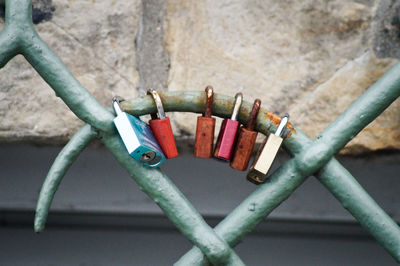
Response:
[194, 86, 216, 158]
[147, 89, 178, 159]
[230, 99, 261, 171]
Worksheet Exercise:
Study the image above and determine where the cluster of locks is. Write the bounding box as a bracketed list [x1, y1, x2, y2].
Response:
[113, 87, 289, 185]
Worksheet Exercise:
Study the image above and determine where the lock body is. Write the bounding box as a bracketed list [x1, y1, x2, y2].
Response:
[247, 134, 282, 184]
[149, 117, 178, 159]
[114, 112, 166, 168]
[230, 127, 258, 171]
[194, 116, 216, 158]
[194, 86, 215, 158]
[214, 93, 242, 160]
[213, 119, 240, 160]
[230, 99, 260, 171]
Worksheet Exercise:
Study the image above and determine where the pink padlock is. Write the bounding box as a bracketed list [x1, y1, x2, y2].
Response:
[214, 93, 243, 160]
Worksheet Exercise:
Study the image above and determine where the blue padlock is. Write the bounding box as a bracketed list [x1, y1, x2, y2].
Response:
[112, 97, 166, 168]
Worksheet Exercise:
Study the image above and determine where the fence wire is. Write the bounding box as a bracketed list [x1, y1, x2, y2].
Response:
[1, 0, 400, 265]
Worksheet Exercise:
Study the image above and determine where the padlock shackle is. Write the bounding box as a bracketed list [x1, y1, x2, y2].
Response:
[246, 99, 261, 131]
[231, 93, 243, 121]
[275, 115, 289, 137]
[204, 86, 214, 118]
[112, 97, 124, 115]
[147, 89, 166, 119]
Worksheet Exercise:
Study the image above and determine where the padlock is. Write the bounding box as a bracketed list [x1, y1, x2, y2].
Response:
[194, 86, 216, 158]
[247, 114, 289, 184]
[213, 93, 243, 160]
[147, 89, 179, 159]
[230, 99, 261, 171]
[112, 97, 166, 168]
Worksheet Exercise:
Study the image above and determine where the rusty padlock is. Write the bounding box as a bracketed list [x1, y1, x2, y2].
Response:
[147, 89, 178, 159]
[230, 99, 261, 171]
[194, 86, 216, 158]
[213, 93, 243, 160]
[247, 114, 289, 184]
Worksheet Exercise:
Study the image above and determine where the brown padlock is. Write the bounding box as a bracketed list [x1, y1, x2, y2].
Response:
[194, 86, 216, 158]
[230, 99, 261, 171]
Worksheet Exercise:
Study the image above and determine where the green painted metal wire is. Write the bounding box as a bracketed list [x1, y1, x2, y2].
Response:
[101, 131, 245, 266]
[34, 124, 97, 233]
[2, 0, 400, 265]
[0, 27, 19, 67]
[175, 67, 400, 262]
[35, 124, 245, 265]
[175, 59, 400, 265]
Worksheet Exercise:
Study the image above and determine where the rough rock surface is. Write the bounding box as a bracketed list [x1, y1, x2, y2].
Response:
[166, 0, 400, 153]
[1, 0, 400, 153]
[0, 0, 140, 143]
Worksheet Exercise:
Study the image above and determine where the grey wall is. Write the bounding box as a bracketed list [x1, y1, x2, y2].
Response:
[0, 144, 399, 265]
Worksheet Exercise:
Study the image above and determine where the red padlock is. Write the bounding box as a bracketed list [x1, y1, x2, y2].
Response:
[213, 93, 243, 160]
[194, 86, 216, 158]
[147, 89, 178, 159]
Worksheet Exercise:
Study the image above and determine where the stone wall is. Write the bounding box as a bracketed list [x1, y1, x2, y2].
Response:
[0, 0, 399, 153]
